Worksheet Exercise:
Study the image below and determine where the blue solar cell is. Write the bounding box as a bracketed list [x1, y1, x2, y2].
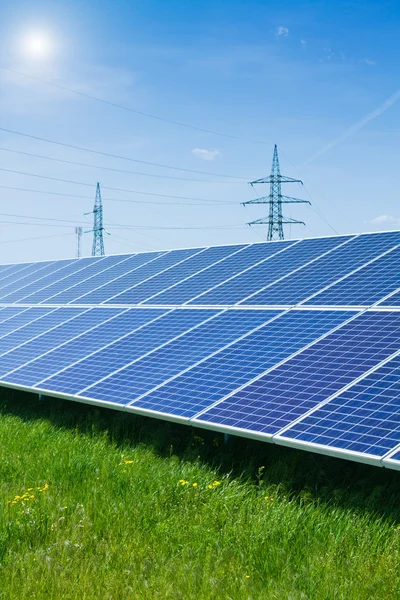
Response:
[0, 307, 86, 357]
[72, 248, 201, 305]
[142, 243, 289, 306]
[280, 354, 400, 458]
[142, 244, 249, 305]
[110, 245, 243, 305]
[83, 309, 282, 404]
[190, 236, 349, 306]
[38, 308, 218, 395]
[305, 247, 400, 306]
[12, 257, 110, 304]
[5, 307, 161, 387]
[0, 261, 58, 300]
[129, 309, 353, 418]
[243, 231, 400, 306]
[0, 258, 101, 304]
[196, 311, 400, 435]
[0, 307, 119, 379]
[52, 253, 162, 304]
[0, 260, 81, 302]
[0, 262, 53, 293]
[0, 307, 29, 324]
[20, 255, 131, 304]
[0, 307, 56, 338]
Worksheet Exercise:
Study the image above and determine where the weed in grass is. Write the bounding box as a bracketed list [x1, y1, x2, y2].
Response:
[0, 389, 400, 598]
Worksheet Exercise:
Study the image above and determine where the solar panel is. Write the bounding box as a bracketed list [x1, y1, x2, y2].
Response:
[54, 253, 162, 304]
[79, 309, 283, 405]
[242, 231, 400, 306]
[194, 310, 400, 438]
[71, 248, 201, 305]
[144, 241, 292, 306]
[0, 230, 400, 471]
[188, 235, 350, 306]
[304, 246, 400, 307]
[0, 260, 74, 302]
[276, 353, 400, 463]
[106, 244, 246, 305]
[37, 308, 219, 395]
[127, 309, 354, 419]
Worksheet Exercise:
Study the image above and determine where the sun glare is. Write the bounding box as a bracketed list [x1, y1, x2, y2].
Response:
[22, 33, 52, 59]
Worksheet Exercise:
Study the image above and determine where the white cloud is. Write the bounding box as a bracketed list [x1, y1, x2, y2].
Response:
[192, 148, 220, 161]
[276, 26, 289, 38]
[300, 39, 307, 45]
[361, 58, 377, 66]
[371, 215, 400, 225]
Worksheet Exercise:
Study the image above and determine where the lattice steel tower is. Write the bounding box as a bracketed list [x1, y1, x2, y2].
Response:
[243, 144, 310, 240]
[91, 182, 105, 256]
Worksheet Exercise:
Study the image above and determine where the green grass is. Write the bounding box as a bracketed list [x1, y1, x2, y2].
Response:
[0, 389, 400, 599]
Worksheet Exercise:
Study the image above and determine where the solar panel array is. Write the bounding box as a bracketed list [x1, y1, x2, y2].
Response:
[1, 230, 400, 470]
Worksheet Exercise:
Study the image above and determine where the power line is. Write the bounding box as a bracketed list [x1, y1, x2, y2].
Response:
[0, 213, 248, 232]
[0, 231, 73, 245]
[0, 65, 268, 146]
[0, 146, 244, 184]
[0, 166, 243, 204]
[0, 169, 239, 205]
[0, 183, 237, 206]
[0, 127, 248, 180]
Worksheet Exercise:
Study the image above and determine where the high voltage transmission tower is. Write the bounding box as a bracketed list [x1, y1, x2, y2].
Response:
[243, 144, 310, 241]
[85, 182, 107, 256]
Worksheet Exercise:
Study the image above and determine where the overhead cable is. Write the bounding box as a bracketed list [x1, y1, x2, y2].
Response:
[0, 126, 248, 180]
[0, 65, 268, 146]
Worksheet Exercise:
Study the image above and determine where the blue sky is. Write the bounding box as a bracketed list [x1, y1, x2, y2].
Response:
[0, 0, 399, 261]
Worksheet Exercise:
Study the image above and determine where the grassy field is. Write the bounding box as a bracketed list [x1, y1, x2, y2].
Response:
[0, 389, 399, 599]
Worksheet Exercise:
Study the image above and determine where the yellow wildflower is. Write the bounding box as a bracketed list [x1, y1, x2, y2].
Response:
[192, 483, 198, 488]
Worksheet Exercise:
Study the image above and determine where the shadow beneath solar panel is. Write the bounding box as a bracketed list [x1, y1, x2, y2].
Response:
[2, 387, 400, 523]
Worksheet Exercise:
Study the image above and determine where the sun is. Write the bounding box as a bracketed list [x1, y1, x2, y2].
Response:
[22, 33, 52, 59]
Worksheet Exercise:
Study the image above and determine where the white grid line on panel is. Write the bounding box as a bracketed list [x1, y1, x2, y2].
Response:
[0, 262, 60, 296]
[238, 235, 358, 306]
[273, 344, 400, 440]
[126, 309, 287, 407]
[68, 251, 169, 304]
[77, 308, 224, 395]
[138, 244, 251, 305]
[0, 263, 39, 287]
[298, 243, 400, 306]
[0, 261, 61, 299]
[101, 247, 209, 305]
[0, 263, 23, 277]
[14, 257, 108, 303]
[0, 307, 93, 361]
[35, 254, 134, 304]
[0, 307, 60, 343]
[36, 308, 174, 387]
[0, 307, 131, 381]
[191, 309, 363, 421]
[374, 286, 400, 307]
[0, 306, 34, 326]
[183, 240, 301, 305]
